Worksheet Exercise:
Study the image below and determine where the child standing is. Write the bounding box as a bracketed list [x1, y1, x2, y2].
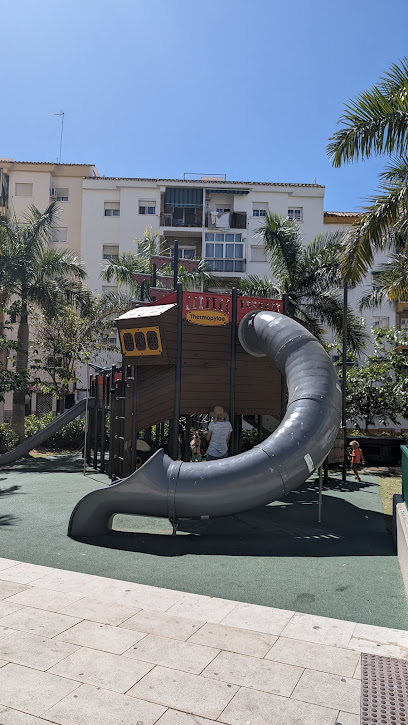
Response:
[350, 440, 365, 481]
[190, 430, 202, 462]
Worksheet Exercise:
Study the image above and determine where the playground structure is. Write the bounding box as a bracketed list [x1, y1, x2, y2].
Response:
[68, 291, 342, 537]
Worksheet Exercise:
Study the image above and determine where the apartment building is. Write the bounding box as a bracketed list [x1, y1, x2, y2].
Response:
[0, 159, 404, 418]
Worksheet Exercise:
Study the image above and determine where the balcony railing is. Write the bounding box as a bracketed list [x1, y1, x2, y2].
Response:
[206, 211, 247, 230]
[204, 259, 246, 273]
[160, 208, 203, 228]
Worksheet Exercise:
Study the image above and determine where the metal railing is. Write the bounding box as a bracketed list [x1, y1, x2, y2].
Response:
[160, 210, 203, 227]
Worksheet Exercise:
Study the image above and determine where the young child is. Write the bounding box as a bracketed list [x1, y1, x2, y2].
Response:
[190, 430, 202, 462]
[349, 440, 365, 481]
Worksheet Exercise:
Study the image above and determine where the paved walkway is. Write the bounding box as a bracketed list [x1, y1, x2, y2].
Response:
[0, 557, 408, 724]
[1, 455, 407, 629]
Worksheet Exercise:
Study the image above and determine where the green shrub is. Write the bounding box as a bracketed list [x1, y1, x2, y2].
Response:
[24, 413, 84, 450]
[241, 428, 259, 452]
[0, 423, 19, 454]
[24, 413, 53, 438]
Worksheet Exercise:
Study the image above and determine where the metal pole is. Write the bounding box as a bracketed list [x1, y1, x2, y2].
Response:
[173, 240, 179, 291]
[318, 465, 323, 523]
[130, 366, 138, 472]
[229, 288, 237, 455]
[170, 282, 183, 459]
[152, 263, 157, 287]
[100, 372, 106, 473]
[83, 363, 90, 476]
[280, 293, 289, 420]
[140, 281, 145, 302]
[107, 365, 116, 479]
[342, 281, 348, 482]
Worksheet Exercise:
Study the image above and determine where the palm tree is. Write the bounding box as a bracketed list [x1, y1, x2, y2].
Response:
[359, 243, 408, 309]
[102, 225, 215, 298]
[238, 213, 366, 351]
[327, 57, 408, 281]
[0, 203, 87, 440]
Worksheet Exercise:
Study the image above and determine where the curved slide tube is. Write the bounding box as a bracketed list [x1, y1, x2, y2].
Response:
[0, 398, 93, 467]
[68, 311, 342, 537]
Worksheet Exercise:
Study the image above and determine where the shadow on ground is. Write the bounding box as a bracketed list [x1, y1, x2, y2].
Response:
[73, 476, 394, 558]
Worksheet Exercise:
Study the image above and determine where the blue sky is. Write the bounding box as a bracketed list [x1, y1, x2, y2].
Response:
[3, 0, 408, 211]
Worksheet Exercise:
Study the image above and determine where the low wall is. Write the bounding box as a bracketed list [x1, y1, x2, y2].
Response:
[394, 495, 408, 596]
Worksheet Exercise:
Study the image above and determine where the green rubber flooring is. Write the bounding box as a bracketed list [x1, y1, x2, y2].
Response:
[1, 454, 407, 630]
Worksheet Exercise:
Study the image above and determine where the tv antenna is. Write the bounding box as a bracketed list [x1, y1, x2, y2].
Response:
[55, 111, 64, 164]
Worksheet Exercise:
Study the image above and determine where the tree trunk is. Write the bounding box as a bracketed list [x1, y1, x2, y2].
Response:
[12, 306, 29, 443]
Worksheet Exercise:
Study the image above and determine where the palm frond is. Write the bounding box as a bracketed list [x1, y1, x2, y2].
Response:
[256, 212, 302, 287]
[237, 275, 280, 298]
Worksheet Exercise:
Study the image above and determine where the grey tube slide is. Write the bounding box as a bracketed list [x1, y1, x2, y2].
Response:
[0, 398, 93, 467]
[68, 311, 342, 537]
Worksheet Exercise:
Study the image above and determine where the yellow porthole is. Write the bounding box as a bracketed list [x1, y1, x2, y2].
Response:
[119, 326, 162, 356]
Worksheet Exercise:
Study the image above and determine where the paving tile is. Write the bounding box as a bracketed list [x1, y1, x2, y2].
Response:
[30, 570, 98, 594]
[349, 622, 408, 659]
[55, 619, 146, 654]
[120, 608, 203, 640]
[291, 669, 361, 714]
[0, 607, 81, 638]
[0, 707, 59, 724]
[5, 587, 83, 612]
[76, 577, 144, 603]
[49, 646, 153, 693]
[44, 683, 165, 725]
[156, 711, 216, 725]
[0, 629, 79, 671]
[266, 636, 360, 676]
[58, 596, 140, 625]
[0, 582, 28, 600]
[280, 612, 356, 648]
[218, 686, 339, 725]
[116, 585, 184, 613]
[220, 601, 294, 635]
[128, 665, 238, 719]
[188, 622, 277, 657]
[0, 600, 23, 618]
[0, 559, 19, 572]
[202, 650, 302, 696]
[353, 657, 361, 679]
[165, 594, 238, 623]
[0, 564, 54, 585]
[335, 714, 360, 725]
[124, 634, 219, 674]
[0, 662, 79, 716]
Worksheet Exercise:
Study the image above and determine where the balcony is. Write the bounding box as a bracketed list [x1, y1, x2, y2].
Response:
[160, 208, 203, 228]
[206, 211, 247, 230]
[205, 259, 246, 273]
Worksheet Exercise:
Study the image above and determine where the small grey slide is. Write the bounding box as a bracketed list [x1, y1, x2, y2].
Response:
[68, 310, 342, 537]
[0, 398, 92, 467]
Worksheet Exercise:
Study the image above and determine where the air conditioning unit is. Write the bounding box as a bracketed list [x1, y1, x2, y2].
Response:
[50, 188, 57, 198]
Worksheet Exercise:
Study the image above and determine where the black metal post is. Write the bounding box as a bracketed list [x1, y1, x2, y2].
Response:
[130, 366, 138, 472]
[107, 365, 116, 479]
[140, 281, 145, 302]
[342, 281, 348, 482]
[170, 282, 183, 459]
[229, 288, 237, 455]
[152, 263, 157, 287]
[92, 378, 98, 470]
[100, 373, 106, 473]
[280, 293, 289, 420]
[257, 414, 263, 444]
[173, 240, 179, 291]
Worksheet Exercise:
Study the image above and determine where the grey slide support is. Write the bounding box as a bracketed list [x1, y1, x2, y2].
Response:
[0, 398, 92, 467]
[68, 311, 342, 537]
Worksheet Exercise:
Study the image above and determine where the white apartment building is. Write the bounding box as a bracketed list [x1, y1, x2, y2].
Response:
[0, 160, 403, 418]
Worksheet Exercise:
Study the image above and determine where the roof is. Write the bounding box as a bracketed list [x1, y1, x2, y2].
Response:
[324, 211, 362, 217]
[84, 176, 324, 188]
[116, 304, 176, 321]
[0, 160, 96, 167]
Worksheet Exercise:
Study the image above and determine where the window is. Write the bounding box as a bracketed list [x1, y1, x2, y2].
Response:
[15, 183, 33, 197]
[55, 187, 69, 202]
[51, 227, 67, 243]
[372, 316, 389, 329]
[252, 202, 268, 217]
[139, 201, 156, 215]
[170, 247, 196, 260]
[251, 245, 266, 262]
[204, 232, 245, 272]
[104, 202, 120, 216]
[401, 318, 408, 331]
[288, 207, 303, 221]
[216, 208, 231, 213]
[103, 244, 119, 260]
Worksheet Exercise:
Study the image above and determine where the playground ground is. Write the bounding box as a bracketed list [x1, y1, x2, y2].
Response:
[0, 454, 407, 631]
